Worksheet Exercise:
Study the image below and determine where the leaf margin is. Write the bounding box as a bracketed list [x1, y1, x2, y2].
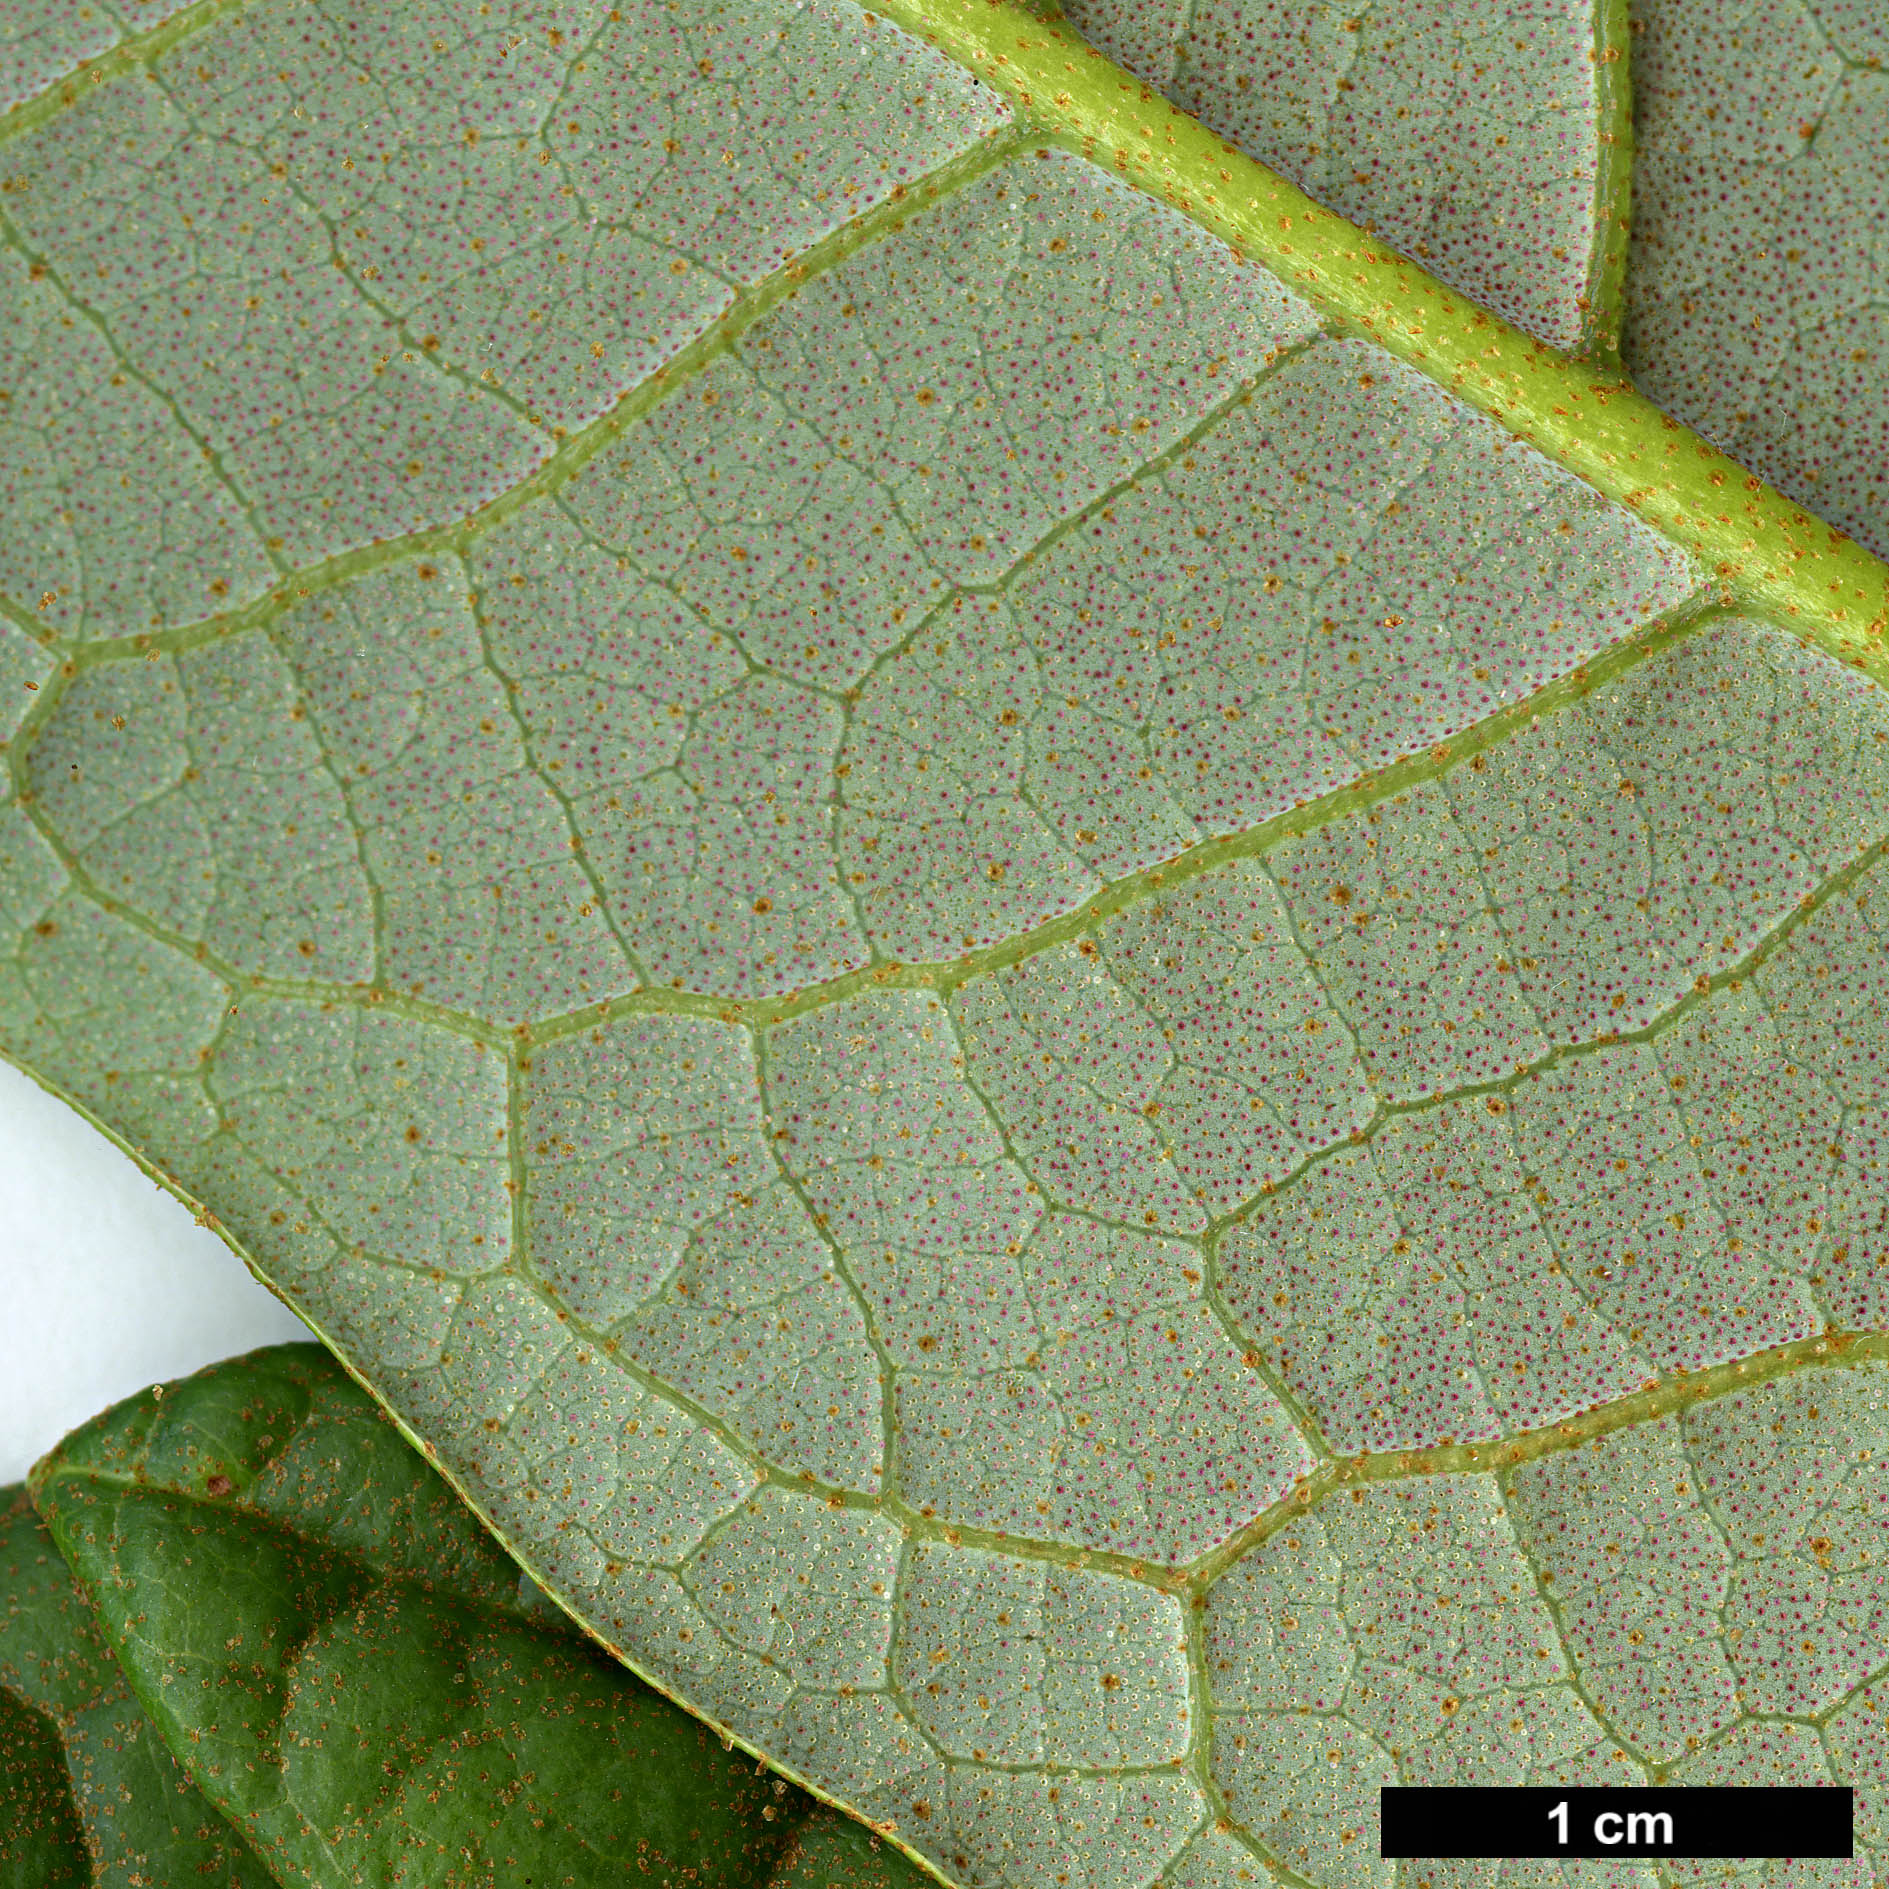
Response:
[23, 1344, 944, 1889]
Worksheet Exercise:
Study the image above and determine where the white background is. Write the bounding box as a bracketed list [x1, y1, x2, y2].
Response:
[0, 1060, 311, 1484]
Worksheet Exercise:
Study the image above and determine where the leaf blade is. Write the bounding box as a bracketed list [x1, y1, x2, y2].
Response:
[0, 1682, 91, 1889]
[4, 0, 1889, 1883]
[0, 1485, 277, 1889]
[866, 0, 1889, 655]
[1054, 0, 1620, 352]
[28, 1345, 932, 1889]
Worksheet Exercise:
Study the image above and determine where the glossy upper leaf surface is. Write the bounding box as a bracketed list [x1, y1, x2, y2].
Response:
[29, 1344, 930, 1889]
[3, 1, 1888, 1885]
[0, 1485, 275, 1889]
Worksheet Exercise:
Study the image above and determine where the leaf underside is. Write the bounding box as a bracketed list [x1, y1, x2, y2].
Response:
[1055, 0, 1889, 566]
[1, 0, 1888, 1886]
[1620, 0, 1889, 563]
[1055, 0, 1618, 353]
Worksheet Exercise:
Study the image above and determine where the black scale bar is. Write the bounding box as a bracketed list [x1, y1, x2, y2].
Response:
[1379, 1786, 1854, 1859]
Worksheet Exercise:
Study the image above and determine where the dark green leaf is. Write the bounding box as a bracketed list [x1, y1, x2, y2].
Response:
[27, 1344, 932, 1889]
[0, 1681, 89, 1889]
[0, 1485, 272, 1889]
[768, 1808, 938, 1889]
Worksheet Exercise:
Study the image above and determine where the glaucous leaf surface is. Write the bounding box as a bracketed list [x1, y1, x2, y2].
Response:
[1622, 0, 1889, 560]
[1056, 0, 1889, 557]
[2, 0, 1888, 1884]
[0, 0, 199, 115]
[0, 1485, 275, 1889]
[28, 1345, 930, 1889]
[1050, 0, 1623, 349]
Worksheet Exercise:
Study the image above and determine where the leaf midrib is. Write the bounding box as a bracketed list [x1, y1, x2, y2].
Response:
[5, 0, 1885, 675]
[872, 0, 1889, 662]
